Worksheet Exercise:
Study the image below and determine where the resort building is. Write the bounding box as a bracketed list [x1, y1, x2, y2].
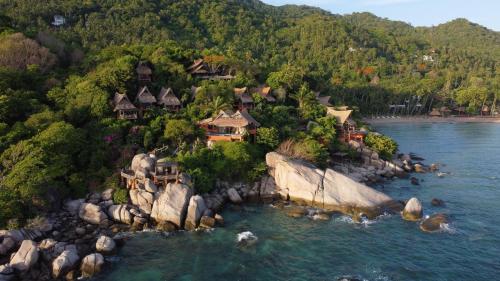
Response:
[250, 86, 276, 103]
[198, 110, 261, 145]
[315, 92, 332, 107]
[187, 58, 234, 80]
[234, 87, 254, 111]
[113, 93, 138, 120]
[157, 87, 181, 112]
[136, 62, 152, 83]
[135, 86, 157, 110]
[327, 108, 365, 143]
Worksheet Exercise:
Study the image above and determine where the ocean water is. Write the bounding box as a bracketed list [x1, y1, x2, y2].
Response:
[95, 123, 500, 281]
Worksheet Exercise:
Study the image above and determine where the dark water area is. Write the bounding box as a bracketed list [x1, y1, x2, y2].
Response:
[96, 123, 500, 281]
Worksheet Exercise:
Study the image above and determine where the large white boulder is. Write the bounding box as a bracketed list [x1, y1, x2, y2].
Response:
[266, 152, 398, 217]
[131, 153, 147, 172]
[80, 253, 104, 278]
[402, 197, 423, 221]
[52, 248, 79, 279]
[79, 203, 108, 225]
[95, 235, 116, 255]
[151, 183, 193, 228]
[129, 189, 154, 214]
[144, 178, 158, 193]
[9, 240, 39, 271]
[108, 205, 132, 225]
[184, 195, 207, 231]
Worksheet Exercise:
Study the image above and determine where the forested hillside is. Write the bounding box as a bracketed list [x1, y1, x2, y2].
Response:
[0, 0, 498, 227]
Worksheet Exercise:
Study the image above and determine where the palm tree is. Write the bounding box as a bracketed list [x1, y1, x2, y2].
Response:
[210, 96, 230, 116]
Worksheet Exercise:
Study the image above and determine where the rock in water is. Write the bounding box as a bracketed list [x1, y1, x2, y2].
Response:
[151, 183, 193, 228]
[0, 264, 14, 281]
[52, 248, 79, 279]
[79, 203, 108, 225]
[266, 152, 399, 217]
[420, 213, 449, 232]
[431, 198, 445, 207]
[80, 253, 104, 278]
[236, 231, 258, 247]
[199, 216, 216, 229]
[9, 240, 39, 271]
[95, 235, 116, 255]
[414, 164, 426, 173]
[227, 188, 243, 204]
[108, 205, 132, 225]
[402, 197, 423, 221]
[185, 195, 207, 231]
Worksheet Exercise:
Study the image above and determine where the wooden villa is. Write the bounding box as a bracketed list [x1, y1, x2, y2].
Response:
[234, 87, 254, 111]
[136, 62, 152, 83]
[151, 159, 179, 186]
[157, 87, 181, 112]
[327, 108, 365, 143]
[135, 86, 157, 110]
[250, 86, 276, 103]
[198, 110, 261, 145]
[187, 58, 234, 80]
[113, 93, 138, 120]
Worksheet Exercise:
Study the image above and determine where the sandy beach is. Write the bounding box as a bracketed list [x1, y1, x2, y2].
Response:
[364, 116, 500, 124]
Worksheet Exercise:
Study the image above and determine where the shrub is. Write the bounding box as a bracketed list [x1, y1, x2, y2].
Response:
[256, 127, 280, 150]
[113, 188, 129, 204]
[364, 133, 398, 159]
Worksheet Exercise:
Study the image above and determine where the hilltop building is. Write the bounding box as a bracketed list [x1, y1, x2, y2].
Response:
[157, 87, 181, 112]
[250, 86, 276, 103]
[198, 110, 260, 146]
[234, 87, 254, 111]
[327, 108, 365, 143]
[113, 93, 138, 120]
[136, 62, 152, 83]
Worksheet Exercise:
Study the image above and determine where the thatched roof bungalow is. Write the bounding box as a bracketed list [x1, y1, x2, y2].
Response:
[157, 87, 181, 112]
[250, 86, 276, 103]
[113, 93, 138, 120]
[135, 86, 156, 109]
[234, 87, 254, 110]
[199, 110, 260, 145]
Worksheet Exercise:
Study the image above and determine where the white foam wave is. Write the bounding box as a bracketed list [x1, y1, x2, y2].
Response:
[439, 223, 457, 234]
[236, 231, 258, 243]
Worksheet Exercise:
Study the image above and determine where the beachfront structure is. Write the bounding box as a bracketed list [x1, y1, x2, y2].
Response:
[136, 62, 152, 83]
[234, 87, 254, 111]
[113, 93, 138, 120]
[157, 87, 181, 112]
[250, 86, 276, 103]
[135, 86, 157, 110]
[327, 108, 365, 143]
[199, 110, 261, 145]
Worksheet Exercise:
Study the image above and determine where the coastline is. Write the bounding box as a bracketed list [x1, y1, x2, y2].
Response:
[363, 116, 500, 124]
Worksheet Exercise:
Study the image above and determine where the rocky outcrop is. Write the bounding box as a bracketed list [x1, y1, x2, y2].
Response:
[80, 253, 104, 278]
[52, 248, 79, 279]
[129, 189, 154, 214]
[151, 183, 193, 228]
[64, 199, 85, 215]
[185, 196, 207, 231]
[144, 178, 158, 193]
[9, 240, 39, 271]
[199, 216, 215, 229]
[420, 213, 449, 232]
[0, 264, 14, 281]
[79, 203, 108, 225]
[266, 152, 401, 218]
[108, 205, 132, 225]
[95, 235, 116, 255]
[227, 188, 243, 204]
[402, 197, 423, 221]
[0, 237, 15, 256]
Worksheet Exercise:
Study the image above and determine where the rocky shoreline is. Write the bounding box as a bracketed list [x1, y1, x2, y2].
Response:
[0, 147, 447, 281]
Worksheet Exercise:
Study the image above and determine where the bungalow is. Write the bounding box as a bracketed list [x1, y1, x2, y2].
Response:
[136, 62, 152, 83]
[135, 86, 156, 110]
[113, 93, 138, 120]
[151, 159, 179, 186]
[187, 58, 234, 80]
[234, 87, 254, 111]
[199, 110, 261, 145]
[250, 86, 276, 103]
[157, 87, 181, 112]
[327, 108, 364, 143]
[315, 92, 332, 107]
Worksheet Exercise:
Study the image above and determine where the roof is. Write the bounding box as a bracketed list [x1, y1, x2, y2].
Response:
[199, 110, 260, 128]
[135, 86, 156, 104]
[326, 108, 353, 124]
[234, 87, 253, 103]
[429, 109, 441, 116]
[113, 93, 137, 112]
[136, 62, 152, 75]
[157, 87, 181, 106]
[250, 86, 275, 102]
[315, 93, 332, 106]
[187, 59, 209, 74]
[370, 75, 380, 85]
[440, 106, 451, 112]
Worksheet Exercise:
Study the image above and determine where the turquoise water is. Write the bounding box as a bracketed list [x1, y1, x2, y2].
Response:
[96, 123, 500, 281]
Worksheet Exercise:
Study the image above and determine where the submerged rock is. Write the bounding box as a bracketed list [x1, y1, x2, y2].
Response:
[420, 213, 449, 232]
[286, 206, 307, 218]
[80, 253, 104, 278]
[199, 216, 216, 229]
[402, 197, 423, 221]
[151, 183, 193, 228]
[9, 240, 39, 271]
[266, 152, 401, 218]
[414, 164, 426, 173]
[431, 198, 445, 207]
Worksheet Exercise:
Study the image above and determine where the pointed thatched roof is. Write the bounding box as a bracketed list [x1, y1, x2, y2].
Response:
[187, 59, 209, 74]
[135, 86, 156, 104]
[250, 86, 275, 102]
[199, 110, 260, 128]
[157, 87, 181, 107]
[234, 87, 253, 103]
[429, 108, 441, 117]
[136, 62, 152, 75]
[113, 93, 137, 112]
[327, 108, 353, 125]
[315, 92, 332, 106]
[370, 75, 380, 86]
